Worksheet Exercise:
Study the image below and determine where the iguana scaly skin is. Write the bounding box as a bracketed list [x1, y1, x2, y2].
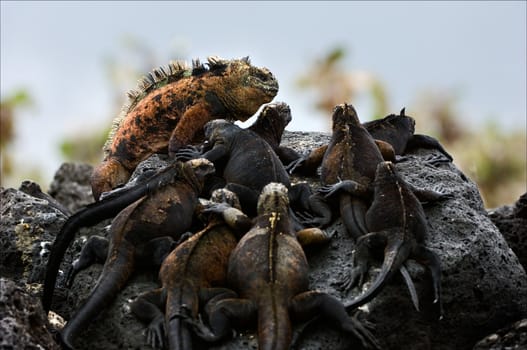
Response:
[45, 159, 215, 349]
[91, 56, 278, 200]
[342, 161, 444, 318]
[184, 183, 379, 350]
[42, 160, 207, 313]
[317, 103, 385, 238]
[130, 189, 250, 350]
[288, 108, 452, 176]
[247, 101, 301, 166]
[176, 119, 291, 216]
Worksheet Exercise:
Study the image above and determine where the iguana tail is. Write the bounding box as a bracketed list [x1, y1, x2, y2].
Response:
[257, 291, 292, 350]
[345, 237, 410, 311]
[340, 196, 368, 240]
[41, 183, 150, 313]
[61, 237, 137, 349]
[166, 280, 198, 350]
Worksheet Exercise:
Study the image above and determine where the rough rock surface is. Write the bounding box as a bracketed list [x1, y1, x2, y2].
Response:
[1, 131, 526, 349]
[473, 318, 527, 350]
[488, 192, 527, 270]
[0, 278, 60, 350]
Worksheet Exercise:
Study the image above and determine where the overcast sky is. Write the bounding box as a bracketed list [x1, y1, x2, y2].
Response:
[1, 1, 526, 188]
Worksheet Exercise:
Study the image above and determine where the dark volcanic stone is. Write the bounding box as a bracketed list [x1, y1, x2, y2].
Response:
[1, 131, 526, 349]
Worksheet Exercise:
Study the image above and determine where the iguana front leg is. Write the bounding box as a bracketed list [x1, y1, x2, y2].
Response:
[168, 102, 216, 157]
[412, 244, 443, 319]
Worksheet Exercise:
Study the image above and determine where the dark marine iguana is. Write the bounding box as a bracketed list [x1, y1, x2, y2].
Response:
[129, 188, 251, 350]
[42, 160, 206, 313]
[338, 161, 445, 319]
[287, 108, 453, 176]
[182, 182, 380, 350]
[91, 56, 278, 200]
[176, 119, 315, 219]
[43, 158, 215, 349]
[247, 101, 301, 166]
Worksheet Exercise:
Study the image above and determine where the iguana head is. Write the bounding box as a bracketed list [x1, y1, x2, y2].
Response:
[209, 56, 279, 121]
[382, 108, 416, 135]
[374, 161, 399, 187]
[248, 102, 292, 145]
[91, 158, 132, 200]
[331, 103, 361, 132]
[210, 188, 242, 210]
[256, 182, 290, 216]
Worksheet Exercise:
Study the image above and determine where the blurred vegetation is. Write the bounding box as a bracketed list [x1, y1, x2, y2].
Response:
[59, 36, 188, 165]
[297, 47, 526, 208]
[0, 90, 43, 187]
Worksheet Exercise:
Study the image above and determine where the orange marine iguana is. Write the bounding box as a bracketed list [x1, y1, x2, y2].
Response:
[341, 161, 446, 318]
[91, 56, 278, 200]
[129, 188, 251, 350]
[182, 182, 379, 350]
[42, 158, 215, 348]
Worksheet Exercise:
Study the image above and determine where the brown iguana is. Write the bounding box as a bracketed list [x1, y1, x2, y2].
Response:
[45, 158, 215, 348]
[182, 182, 379, 350]
[130, 188, 251, 350]
[91, 56, 278, 200]
[311, 103, 385, 238]
[340, 161, 445, 319]
[287, 107, 452, 176]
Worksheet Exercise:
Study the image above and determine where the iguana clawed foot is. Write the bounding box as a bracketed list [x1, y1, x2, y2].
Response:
[318, 179, 368, 198]
[343, 313, 382, 350]
[285, 156, 307, 174]
[175, 145, 203, 161]
[179, 304, 230, 342]
[338, 262, 369, 293]
[145, 314, 165, 350]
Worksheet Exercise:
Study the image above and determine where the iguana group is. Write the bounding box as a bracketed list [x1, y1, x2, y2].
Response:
[183, 182, 379, 350]
[91, 56, 278, 200]
[43, 158, 215, 348]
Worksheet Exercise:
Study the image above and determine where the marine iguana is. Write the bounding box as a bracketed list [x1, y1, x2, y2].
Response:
[42, 160, 202, 313]
[340, 161, 445, 318]
[287, 108, 452, 176]
[130, 188, 251, 350]
[91, 56, 278, 200]
[313, 103, 385, 238]
[247, 101, 301, 166]
[43, 158, 215, 348]
[176, 119, 311, 218]
[182, 183, 379, 350]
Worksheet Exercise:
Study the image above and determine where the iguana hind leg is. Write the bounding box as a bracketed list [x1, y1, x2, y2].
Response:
[183, 296, 256, 342]
[339, 231, 387, 293]
[66, 235, 109, 287]
[413, 244, 443, 319]
[130, 288, 166, 349]
[290, 290, 380, 350]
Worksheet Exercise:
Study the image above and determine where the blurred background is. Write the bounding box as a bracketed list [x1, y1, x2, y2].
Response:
[1, 1, 525, 208]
